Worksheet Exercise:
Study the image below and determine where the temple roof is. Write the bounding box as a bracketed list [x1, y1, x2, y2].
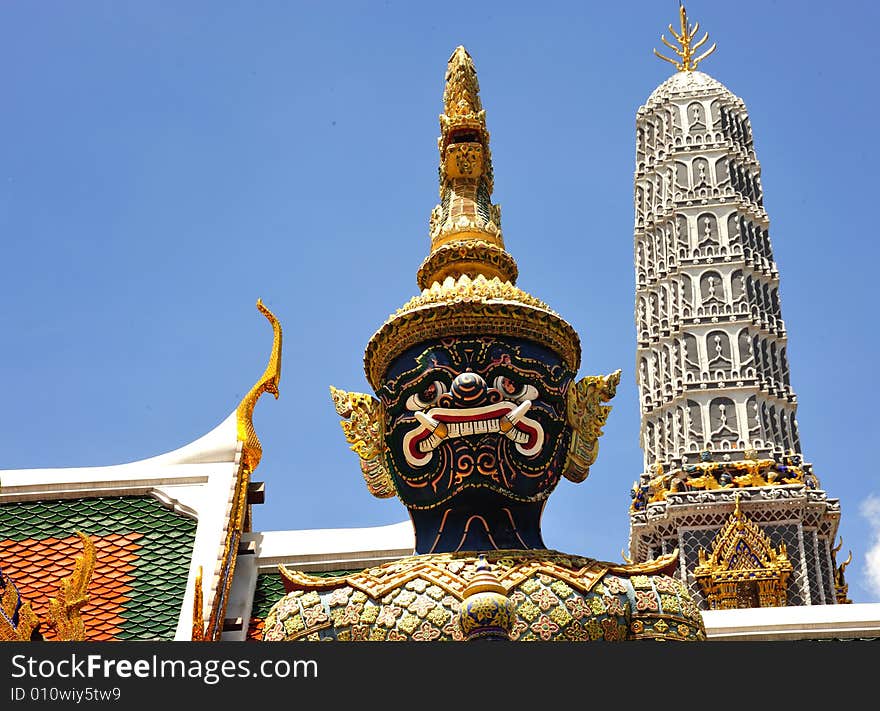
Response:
[0, 410, 251, 640]
[0, 300, 281, 641]
[0, 497, 195, 640]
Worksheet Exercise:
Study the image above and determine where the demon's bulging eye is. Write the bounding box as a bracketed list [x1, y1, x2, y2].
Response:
[493, 376, 539, 404]
[405, 380, 448, 411]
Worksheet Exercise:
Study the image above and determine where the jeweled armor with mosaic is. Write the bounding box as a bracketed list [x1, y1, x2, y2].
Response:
[263, 46, 705, 642]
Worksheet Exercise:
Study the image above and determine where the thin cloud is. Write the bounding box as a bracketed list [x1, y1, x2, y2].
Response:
[861, 495, 880, 598]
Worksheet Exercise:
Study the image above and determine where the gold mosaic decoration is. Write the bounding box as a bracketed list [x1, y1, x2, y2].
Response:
[693, 496, 792, 609]
[266, 549, 704, 642]
[364, 275, 581, 391]
[0, 574, 39, 641]
[416, 240, 517, 291]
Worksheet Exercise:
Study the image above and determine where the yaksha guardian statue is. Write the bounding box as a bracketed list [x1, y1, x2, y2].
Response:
[263, 47, 705, 642]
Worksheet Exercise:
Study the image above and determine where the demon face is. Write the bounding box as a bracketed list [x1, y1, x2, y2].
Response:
[377, 336, 574, 511]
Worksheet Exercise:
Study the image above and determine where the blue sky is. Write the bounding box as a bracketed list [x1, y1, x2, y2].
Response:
[1, 1, 878, 603]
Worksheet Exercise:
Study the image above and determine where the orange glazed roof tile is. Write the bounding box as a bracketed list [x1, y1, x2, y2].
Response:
[0, 497, 196, 640]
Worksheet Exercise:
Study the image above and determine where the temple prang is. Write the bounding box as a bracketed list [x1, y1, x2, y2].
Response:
[628, 4, 845, 610]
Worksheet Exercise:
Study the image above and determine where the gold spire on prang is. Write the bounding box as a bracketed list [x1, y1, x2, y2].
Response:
[653, 3, 717, 72]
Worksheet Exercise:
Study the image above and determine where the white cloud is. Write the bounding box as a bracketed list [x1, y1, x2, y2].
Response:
[861, 495, 880, 598]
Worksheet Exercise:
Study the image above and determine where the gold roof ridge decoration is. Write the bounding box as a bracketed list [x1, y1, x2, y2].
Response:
[694, 495, 792, 609]
[653, 3, 717, 73]
[831, 538, 853, 604]
[363, 47, 581, 389]
[1, 531, 97, 642]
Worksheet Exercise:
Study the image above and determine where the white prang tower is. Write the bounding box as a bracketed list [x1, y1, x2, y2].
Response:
[628, 5, 847, 609]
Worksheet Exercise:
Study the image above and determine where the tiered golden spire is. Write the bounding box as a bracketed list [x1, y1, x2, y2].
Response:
[363, 46, 581, 390]
[653, 3, 716, 72]
[417, 46, 517, 290]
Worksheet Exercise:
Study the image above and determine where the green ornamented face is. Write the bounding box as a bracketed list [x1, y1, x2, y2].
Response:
[377, 336, 574, 510]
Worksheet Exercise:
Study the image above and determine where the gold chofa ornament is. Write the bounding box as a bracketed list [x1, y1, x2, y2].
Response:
[236, 299, 283, 473]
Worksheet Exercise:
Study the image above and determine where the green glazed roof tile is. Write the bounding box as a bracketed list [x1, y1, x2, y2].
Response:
[0, 496, 197, 641]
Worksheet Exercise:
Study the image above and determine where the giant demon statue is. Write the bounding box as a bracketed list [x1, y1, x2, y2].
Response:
[263, 47, 705, 642]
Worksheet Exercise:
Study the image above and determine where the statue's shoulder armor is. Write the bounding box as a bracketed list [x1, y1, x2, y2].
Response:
[605, 549, 680, 577]
[595, 551, 706, 641]
[262, 552, 706, 642]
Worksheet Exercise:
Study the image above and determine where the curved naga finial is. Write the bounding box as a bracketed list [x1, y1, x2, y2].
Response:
[47, 531, 96, 642]
[562, 370, 621, 482]
[329, 386, 396, 499]
[237, 299, 283, 473]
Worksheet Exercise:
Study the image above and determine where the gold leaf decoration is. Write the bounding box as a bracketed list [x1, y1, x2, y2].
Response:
[0, 572, 40, 642]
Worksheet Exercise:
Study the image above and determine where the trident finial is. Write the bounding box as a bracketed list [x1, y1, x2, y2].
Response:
[653, 3, 717, 72]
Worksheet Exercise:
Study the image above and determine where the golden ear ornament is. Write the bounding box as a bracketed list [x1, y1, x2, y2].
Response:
[562, 370, 621, 483]
[330, 386, 396, 499]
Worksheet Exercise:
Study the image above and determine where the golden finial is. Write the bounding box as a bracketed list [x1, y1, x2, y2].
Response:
[653, 3, 717, 72]
[416, 45, 517, 290]
[236, 299, 282, 473]
[443, 46, 483, 120]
